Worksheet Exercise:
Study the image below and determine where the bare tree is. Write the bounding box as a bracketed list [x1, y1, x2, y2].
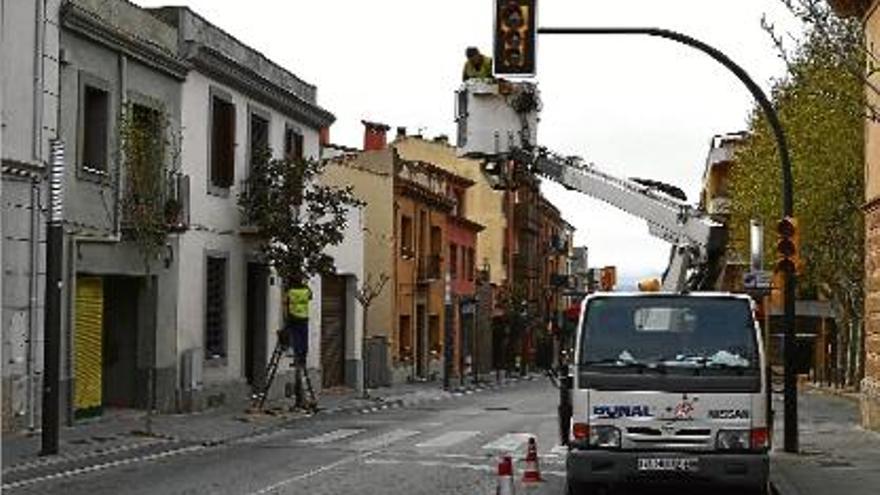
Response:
[354, 272, 390, 398]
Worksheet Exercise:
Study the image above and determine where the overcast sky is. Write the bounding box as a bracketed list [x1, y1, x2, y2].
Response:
[137, 0, 802, 284]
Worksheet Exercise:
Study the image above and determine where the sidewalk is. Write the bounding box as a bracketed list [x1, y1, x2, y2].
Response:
[771, 387, 880, 494]
[1, 373, 535, 477]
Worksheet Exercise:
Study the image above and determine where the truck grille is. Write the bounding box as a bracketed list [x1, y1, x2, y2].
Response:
[624, 426, 712, 450]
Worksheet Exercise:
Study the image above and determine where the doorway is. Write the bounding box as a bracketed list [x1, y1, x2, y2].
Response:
[244, 263, 269, 387]
[102, 276, 141, 409]
[416, 304, 426, 378]
[321, 275, 347, 388]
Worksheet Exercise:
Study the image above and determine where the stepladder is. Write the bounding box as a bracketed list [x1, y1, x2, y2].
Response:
[250, 329, 318, 413]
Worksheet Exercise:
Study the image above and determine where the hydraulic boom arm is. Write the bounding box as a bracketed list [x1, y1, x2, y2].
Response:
[506, 147, 727, 291]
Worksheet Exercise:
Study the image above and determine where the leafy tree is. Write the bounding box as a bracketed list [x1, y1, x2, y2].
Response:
[239, 151, 364, 288]
[730, 3, 865, 386]
[118, 102, 181, 275]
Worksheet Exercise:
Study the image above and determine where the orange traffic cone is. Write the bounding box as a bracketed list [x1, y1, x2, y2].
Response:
[496, 455, 515, 495]
[522, 437, 542, 483]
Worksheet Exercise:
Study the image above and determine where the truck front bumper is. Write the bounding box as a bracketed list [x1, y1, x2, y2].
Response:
[566, 449, 768, 489]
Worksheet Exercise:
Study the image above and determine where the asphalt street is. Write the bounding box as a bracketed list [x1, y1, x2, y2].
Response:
[4, 379, 759, 495]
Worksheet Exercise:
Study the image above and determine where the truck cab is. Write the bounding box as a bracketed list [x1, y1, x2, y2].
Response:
[564, 293, 770, 494]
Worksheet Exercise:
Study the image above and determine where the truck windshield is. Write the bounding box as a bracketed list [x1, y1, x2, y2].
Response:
[579, 296, 758, 372]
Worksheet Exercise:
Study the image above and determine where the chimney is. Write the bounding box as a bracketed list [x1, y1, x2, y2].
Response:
[319, 127, 330, 146]
[396, 126, 407, 139]
[362, 120, 391, 151]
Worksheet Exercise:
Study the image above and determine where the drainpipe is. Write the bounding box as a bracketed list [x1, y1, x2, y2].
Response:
[26, 179, 41, 430]
[32, 0, 45, 162]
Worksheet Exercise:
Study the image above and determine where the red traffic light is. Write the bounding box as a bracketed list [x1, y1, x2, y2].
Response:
[777, 216, 796, 238]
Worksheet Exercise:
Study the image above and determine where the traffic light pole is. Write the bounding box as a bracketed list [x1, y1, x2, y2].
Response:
[537, 26, 798, 453]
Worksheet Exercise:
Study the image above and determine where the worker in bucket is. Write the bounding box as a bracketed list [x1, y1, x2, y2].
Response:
[462, 46, 493, 81]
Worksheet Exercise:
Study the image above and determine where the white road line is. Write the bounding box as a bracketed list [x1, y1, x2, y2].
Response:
[350, 429, 420, 450]
[298, 428, 365, 445]
[1, 444, 205, 491]
[415, 430, 481, 449]
[248, 452, 370, 495]
[481, 433, 532, 454]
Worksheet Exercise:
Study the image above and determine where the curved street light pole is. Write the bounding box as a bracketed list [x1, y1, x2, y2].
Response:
[538, 26, 798, 453]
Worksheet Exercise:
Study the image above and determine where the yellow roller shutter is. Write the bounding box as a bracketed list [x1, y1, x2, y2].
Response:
[74, 277, 103, 418]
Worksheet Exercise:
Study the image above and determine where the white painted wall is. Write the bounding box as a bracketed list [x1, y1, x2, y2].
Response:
[306, 206, 365, 372]
[176, 70, 364, 391]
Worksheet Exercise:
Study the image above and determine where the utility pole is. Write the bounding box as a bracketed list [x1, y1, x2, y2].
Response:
[41, 139, 65, 456]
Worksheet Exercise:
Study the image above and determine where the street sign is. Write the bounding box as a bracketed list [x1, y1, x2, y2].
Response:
[743, 270, 773, 290]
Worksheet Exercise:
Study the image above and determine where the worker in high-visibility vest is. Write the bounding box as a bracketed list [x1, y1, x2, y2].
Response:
[286, 285, 311, 357]
[284, 284, 312, 409]
[462, 47, 493, 81]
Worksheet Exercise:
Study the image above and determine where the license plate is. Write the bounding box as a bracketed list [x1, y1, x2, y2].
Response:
[637, 457, 699, 472]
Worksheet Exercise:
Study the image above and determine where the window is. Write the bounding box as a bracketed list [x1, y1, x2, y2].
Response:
[430, 226, 442, 256]
[81, 85, 110, 172]
[249, 111, 270, 170]
[400, 215, 414, 257]
[210, 92, 235, 190]
[449, 243, 458, 279]
[467, 248, 475, 281]
[580, 297, 758, 371]
[205, 256, 228, 359]
[453, 189, 466, 216]
[130, 103, 163, 164]
[285, 125, 304, 160]
[399, 315, 412, 359]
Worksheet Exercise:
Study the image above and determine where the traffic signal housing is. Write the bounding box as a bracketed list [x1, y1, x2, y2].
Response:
[494, 0, 537, 76]
[775, 216, 799, 275]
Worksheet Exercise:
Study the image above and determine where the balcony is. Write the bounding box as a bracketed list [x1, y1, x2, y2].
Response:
[514, 202, 540, 232]
[417, 254, 442, 282]
[121, 172, 190, 234]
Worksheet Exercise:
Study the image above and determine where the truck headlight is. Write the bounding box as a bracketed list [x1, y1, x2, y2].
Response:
[589, 425, 621, 449]
[716, 429, 750, 451]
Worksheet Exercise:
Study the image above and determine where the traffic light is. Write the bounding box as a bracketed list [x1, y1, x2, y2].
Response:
[494, 0, 537, 76]
[775, 216, 799, 274]
[599, 266, 617, 291]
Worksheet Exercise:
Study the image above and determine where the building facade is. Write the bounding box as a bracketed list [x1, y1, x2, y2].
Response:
[2, 0, 363, 431]
[1, 0, 63, 431]
[391, 135, 502, 377]
[829, 0, 880, 430]
[150, 6, 362, 406]
[323, 124, 482, 384]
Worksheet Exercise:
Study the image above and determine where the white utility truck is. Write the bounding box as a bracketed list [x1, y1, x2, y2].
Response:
[455, 79, 771, 493]
[566, 293, 769, 493]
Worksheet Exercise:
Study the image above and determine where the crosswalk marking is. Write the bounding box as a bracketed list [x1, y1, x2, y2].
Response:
[350, 429, 420, 450]
[415, 430, 481, 449]
[298, 428, 365, 445]
[481, 433, 532, 453]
